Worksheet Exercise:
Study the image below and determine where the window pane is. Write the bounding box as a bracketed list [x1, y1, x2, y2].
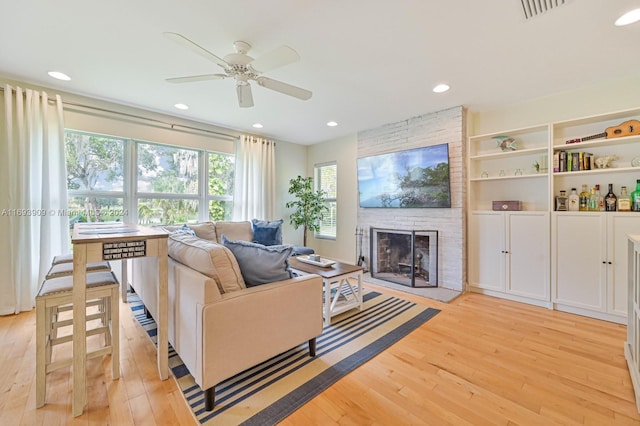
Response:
[318, 164, 337, 198]
[209, 200, 233, 221]
[67, 196, 125, 226]
[138, 143, 199, 194]
[66, 131, 124, 191]
[137, 199, 199, 225]
[319, 200, 337, 238]
[315, 163, 337, 238]
[208, 152, 235, 196]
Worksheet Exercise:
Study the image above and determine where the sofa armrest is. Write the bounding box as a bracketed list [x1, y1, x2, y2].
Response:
[197, 274, 323, 389]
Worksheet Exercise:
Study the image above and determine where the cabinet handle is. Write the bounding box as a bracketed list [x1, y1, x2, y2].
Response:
[608, 261, 612, 265]
[602, 261, 606, 264]
[504, 251, 509, 254]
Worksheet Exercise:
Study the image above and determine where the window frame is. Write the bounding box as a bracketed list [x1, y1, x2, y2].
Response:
[314, 161, 337, 240]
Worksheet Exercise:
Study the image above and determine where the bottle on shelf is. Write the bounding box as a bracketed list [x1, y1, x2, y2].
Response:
[595, 184, 605, 212]
[605, 184, 617, 212]
[588, 187, 598, 211]
[618, 186, 631, 212]
[555, 190, 568, 211]
[568, 188, 579, 211]
[632, 180, 640, 212]
[579, 184, 590, 212]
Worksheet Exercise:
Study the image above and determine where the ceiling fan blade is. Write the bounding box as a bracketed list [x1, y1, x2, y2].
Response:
[164, 32, 229, 69]
[256, 77, 312, 100]
[249, 45, 300, 73]
[237, 83, 254, 108]
[166, 74, 227, 83]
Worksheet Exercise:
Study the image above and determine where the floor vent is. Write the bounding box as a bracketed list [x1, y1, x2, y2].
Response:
[520, 0, 566, 20]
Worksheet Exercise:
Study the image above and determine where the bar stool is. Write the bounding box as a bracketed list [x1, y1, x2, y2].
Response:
[45, 261, 112, 338]
[35, 271, 120, 408]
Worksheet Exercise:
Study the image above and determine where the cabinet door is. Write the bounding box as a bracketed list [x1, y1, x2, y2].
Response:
[553, 213, 606, 311]
[507, 212, 549, 300]
[468, 212, 505, 291]
[607, 214, 640, 316]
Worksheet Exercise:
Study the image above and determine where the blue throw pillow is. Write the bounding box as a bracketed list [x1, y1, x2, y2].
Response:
[221, 235, 293, 287]
[251, 218, 283, 246]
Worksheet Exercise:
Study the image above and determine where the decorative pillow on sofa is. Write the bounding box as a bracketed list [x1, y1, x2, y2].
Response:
[161, 222, 217, 242]
[221, 235, 293, 287]
[251, 218, 283, 246]
[168, 233, 245, 293]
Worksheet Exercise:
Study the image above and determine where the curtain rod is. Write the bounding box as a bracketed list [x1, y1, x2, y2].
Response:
[0, 85, 238, 141]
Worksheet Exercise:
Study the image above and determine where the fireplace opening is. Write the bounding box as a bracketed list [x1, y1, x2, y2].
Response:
[370, 228, 438, 288]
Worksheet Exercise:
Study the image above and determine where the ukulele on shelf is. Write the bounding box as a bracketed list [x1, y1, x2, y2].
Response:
[565, 119, 640, 144]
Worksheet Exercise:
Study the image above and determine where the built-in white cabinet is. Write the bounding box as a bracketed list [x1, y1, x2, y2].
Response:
[469, 211, 549, 305]
[625, 234, 640, 412]
[553, 212, 640, 323]
[468, 106, 640, 321]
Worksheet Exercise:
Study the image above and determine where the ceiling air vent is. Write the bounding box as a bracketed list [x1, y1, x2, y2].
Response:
[520, 0, 566, 20]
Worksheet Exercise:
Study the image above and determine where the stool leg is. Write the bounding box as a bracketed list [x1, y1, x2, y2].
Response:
[103, 297, 111, 347]
[111, 286, 120, 380]
[36, 297, 46, 408]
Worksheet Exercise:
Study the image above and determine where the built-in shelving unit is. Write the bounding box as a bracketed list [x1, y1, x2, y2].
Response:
[467, 107, 640, 321]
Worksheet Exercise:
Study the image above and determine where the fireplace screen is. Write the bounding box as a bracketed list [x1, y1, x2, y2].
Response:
[370, 228, 438, 288]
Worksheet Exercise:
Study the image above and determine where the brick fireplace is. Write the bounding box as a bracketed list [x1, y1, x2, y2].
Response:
[357, 106, 466, 292]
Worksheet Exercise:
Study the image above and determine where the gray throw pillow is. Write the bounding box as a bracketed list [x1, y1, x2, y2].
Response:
[221, 235, 293, 287]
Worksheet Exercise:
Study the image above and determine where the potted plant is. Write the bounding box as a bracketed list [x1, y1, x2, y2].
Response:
[286, 176, 329, 246]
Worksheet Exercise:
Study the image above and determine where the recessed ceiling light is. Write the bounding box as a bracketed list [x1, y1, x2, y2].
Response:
[433, 84, 450, 93]
[326, 121, 338, 127]
[47, 71, 71, 81]
[615, 8, 640, 26]
[252, 123, 263, 129]
[174, 103, 189, 110]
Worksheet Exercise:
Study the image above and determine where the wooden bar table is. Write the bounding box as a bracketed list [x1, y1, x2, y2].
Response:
[71, 223, 169, 417]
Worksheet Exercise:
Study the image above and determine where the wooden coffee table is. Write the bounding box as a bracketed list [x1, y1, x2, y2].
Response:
[289, 256, 363, 326]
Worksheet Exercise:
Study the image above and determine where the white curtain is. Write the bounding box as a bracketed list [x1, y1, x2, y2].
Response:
[0, 85, 69, 315]
[232, 135, 276, 221]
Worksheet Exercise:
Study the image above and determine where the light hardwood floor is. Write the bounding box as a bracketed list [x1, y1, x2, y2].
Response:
[1, 284, 639, 425]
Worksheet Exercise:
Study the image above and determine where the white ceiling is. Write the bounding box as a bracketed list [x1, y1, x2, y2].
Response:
[1, 1, 639, 145]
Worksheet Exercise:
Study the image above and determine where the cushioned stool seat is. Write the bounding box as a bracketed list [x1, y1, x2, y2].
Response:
[51, 253, 74, 265]
[35, 271, 120, 408]
[46, 261, 111, 279]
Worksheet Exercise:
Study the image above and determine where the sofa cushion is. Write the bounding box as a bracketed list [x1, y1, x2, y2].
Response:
[162, 222, 217, 242]
[214, 221, 253, 244]
[221, 236, 293, 287]
[168, 233, 245, 293]
[251, 218, 283, 246]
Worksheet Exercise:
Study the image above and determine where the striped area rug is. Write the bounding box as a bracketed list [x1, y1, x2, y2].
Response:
[128, 290, 439, 425]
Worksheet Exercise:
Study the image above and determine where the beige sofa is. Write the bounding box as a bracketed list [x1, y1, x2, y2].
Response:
[131, 221, 323, 410]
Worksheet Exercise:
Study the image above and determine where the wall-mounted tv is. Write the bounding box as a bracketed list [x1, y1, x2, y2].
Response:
[357, 143, 451, 208]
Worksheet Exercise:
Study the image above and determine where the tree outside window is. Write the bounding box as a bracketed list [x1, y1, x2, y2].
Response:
[315, 162, 337, 239]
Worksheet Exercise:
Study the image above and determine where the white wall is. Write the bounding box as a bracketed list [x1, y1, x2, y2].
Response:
[470, 75, 640, 136]
[306, 134, 358, 263]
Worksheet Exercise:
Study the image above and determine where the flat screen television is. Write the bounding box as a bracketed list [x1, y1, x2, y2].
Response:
[357, 143, 451, 208]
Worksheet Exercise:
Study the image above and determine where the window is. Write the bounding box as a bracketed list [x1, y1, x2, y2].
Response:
[315, 162, 337, 239]
[65, 131, 126, 225]
[136, 143, 200, 224]
[207, 152, 235, 221]
[65, 130, 235, 227]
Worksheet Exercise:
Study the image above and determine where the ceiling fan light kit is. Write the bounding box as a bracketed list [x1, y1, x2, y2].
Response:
[164, 32, 312, 108]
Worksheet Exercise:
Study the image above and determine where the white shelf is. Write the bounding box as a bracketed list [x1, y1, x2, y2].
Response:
[470, 146, 548, 161]
[470, 173, 548, 182]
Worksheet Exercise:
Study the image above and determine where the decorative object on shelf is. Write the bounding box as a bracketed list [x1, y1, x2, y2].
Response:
[565, 119, 640, 143]
[533, 161, 540, 173]
[492, 200, 522, 211]
[632, 156, 640, 167]
[594, 155, 617, 169]
[515, 168, 523, 176]
[493, 135, 517, 151]
[499, 169, 506, 176]
[481, 171, 488, 178]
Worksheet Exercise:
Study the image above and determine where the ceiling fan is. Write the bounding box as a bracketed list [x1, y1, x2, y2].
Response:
[164, 32, 312, 108]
